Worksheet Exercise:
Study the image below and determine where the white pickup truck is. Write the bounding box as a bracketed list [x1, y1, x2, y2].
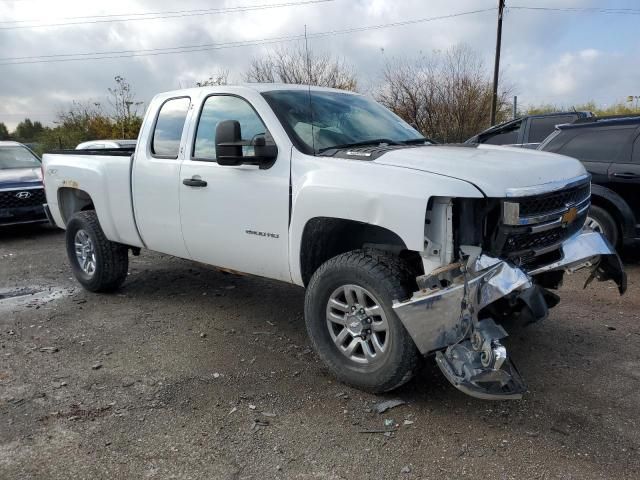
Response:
[43, 84, 626, 400]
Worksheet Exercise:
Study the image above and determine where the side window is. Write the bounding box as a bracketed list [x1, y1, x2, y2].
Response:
[558, 127, 635, 163]
[152, 97, 191, 158]
[193, 95, 267, 160]
[528, 115, 577, 144]
[482, 121, 521, 145]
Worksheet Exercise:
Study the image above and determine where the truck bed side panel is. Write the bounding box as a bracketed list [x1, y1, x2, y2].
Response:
[43, 153, 143, 248]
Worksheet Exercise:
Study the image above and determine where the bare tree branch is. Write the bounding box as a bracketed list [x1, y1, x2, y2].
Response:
[245, 46, 357, 91]
[377, 45, 511, 143]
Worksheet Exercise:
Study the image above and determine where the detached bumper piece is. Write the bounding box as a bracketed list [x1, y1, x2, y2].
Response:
[393, 230, 625, 400]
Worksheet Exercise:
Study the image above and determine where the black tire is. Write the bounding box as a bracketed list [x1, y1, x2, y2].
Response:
[304, 249, 420, 393]
[65, 210, 129, 292]
[587, 205, 619, 247]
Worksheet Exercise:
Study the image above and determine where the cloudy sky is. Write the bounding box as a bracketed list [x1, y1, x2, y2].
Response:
[1, 0, 638, 130]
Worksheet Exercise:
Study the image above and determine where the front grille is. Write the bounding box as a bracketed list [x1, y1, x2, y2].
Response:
[486, 179, 590, 263]
[504, 229, 564, 253]
[0, 188, 46, 209]
[517, 182, 590, 216]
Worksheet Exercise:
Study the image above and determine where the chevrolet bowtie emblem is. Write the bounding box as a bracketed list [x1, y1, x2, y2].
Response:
[561, 207, 578, 225]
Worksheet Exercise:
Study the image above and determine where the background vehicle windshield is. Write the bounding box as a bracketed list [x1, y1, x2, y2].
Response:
[0, 146, 41, 169]
[262, 90, 427, 154]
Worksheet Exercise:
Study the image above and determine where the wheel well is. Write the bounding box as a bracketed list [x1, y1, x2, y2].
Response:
[58, 188, 94, 225]
[591, 194, 624, 239]
[299, 217, 423, 286]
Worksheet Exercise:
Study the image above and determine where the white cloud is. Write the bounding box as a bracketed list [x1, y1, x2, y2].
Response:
[0, 0, 637, 129]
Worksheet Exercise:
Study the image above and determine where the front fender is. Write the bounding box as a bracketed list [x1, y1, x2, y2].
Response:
[288, 153, 483, 285]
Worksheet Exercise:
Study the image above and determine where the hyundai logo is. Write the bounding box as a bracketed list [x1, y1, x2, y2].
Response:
[15, 191, 32, 199]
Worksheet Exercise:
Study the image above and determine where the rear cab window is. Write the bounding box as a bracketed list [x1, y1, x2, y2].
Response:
[528, 114, 577, 144]
[151, 97, 191, 158]
[481, 121, 522, 145]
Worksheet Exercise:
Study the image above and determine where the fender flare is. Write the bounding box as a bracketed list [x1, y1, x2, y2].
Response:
[590, 184, 636, 239]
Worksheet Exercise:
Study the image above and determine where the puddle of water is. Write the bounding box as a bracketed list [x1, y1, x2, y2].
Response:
[0, 285, 74, 313]
[0, 287, 43, 300]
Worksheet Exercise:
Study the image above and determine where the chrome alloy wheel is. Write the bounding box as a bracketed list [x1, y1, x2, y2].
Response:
[584, 215, 603, 233]
[326, 284, 390, 365]
[74, 229, 97, 276]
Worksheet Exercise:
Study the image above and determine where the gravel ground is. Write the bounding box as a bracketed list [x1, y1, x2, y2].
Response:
[1, 225, 639, 479]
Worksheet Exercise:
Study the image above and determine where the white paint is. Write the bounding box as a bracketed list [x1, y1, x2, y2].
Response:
[43, 84, 588, 287]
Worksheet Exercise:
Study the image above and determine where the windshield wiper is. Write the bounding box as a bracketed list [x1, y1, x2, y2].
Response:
[403, 137, 433, 145]
[318, 138, 404, 154]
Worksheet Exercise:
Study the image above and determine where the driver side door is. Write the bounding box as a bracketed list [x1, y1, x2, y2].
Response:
[179, 94, 291, 282]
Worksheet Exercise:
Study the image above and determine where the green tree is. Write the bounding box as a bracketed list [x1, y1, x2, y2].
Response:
[526, 101, 640, 117]
[108, 75, 144, 139]
[13, 118, 45, 143]
[0, 122, 9, 140]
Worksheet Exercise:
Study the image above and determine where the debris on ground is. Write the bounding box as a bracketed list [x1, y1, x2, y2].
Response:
[91, 362, 102, 370]
[39, 346, 59, 353]
[374, 399, 405, 414]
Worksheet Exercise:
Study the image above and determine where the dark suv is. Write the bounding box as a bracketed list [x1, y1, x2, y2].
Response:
[467, 111, 593, 149]
[539, 116, 640, 248]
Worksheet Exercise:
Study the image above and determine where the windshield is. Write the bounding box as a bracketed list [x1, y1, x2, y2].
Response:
[0, 146, 41, 169]
[262, 90, 428, 154]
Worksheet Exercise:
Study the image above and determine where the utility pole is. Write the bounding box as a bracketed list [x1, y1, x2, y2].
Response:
[490, 0, 506, 126]
[512, 95, 518, 120]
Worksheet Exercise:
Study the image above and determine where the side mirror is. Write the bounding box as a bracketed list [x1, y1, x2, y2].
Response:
[215, 120, 243, 166]
[215, 120, 278, 167]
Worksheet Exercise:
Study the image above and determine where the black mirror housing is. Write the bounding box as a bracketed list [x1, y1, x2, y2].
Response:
[215, 120, 243, 166]
[215, 119, 278, 167]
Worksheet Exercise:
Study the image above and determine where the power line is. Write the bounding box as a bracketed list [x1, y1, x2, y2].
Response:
[0, 8, 497, 66]
[508, 6, 640, 15]
[0, 0, 334, 30]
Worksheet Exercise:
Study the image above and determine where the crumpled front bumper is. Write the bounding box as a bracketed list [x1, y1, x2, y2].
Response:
[392, 230, 626, 400]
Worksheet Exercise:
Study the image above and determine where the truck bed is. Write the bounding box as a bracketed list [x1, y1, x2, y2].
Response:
[42, 149, 143, 248]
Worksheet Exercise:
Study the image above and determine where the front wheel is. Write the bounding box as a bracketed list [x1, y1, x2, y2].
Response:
[65, 211, 129, 292]
[304, 250, 420, 393]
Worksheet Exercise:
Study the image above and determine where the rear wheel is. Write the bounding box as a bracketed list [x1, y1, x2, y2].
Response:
[65, 211, 129, 292]
[304, 250, 420, 393]
[585, 205, 619, 247]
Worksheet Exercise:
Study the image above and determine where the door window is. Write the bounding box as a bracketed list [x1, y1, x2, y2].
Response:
[193, 95, 267, 161]
[558, 127, 635, 163]
[151, 97, 191, 158]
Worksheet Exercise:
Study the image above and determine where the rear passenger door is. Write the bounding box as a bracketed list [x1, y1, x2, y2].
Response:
[607, 128, 640, 216]
[132, 96, 192, 258]
[552, 127, 635, 185]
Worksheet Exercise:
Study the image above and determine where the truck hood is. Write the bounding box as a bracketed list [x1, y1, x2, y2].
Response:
[373, 144, 586, 197]
[0, 167, 43, 189]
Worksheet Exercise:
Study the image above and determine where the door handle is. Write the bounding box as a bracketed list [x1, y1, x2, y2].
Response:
[182, 178, 208, 187]
[612, 172, 640, 179]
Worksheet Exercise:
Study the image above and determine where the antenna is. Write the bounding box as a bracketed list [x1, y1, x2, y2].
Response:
[304, 24, 316, 155]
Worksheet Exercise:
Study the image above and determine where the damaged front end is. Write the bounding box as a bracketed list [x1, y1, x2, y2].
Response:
[393, 228, 626, 401]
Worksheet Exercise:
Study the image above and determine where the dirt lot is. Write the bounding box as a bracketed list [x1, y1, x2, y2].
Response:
[1, 225, 639, 479]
